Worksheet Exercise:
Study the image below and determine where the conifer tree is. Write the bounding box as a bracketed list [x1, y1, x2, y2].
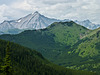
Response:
[0, 61, 2, 74]
[2, 42, 13, 75]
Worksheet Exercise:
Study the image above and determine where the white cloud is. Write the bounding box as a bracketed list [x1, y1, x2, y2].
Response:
[0, 0, 100, 24]
[0, 4, 9, 22]
[11, 0, 32, 11]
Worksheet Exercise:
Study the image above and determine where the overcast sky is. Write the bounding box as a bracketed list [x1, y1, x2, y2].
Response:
[0, 0, 100, 24]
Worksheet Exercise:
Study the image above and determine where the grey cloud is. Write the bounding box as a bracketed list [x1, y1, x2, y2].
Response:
[0, 0, 20, 5]
[42, 0, 77, 5]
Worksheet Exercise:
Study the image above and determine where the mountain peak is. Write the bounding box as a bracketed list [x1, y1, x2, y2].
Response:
[3, 20, 8, 22]
[34, 11, 39, 14]
[83, 19, 91, 23]
[32, 11, 40, 15]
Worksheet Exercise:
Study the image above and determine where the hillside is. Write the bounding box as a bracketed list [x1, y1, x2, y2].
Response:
[0, 21, 99, 73]
[66, 27, 100, 72]
[0, 21, 90, 59]
[0, 39, 97, 75]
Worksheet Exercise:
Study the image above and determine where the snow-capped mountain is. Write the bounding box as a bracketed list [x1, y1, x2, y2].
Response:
[0, 31, 4, 35]
[14, 11, 61, 30]
[0, 20, 15, 31]
[75, 20, 100, 30]
[0, 11, 70, 34]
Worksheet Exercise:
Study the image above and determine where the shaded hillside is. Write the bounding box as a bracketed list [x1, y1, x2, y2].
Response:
[0, 39, 97, 75]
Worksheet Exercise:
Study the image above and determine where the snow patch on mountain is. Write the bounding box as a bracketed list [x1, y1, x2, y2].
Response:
[17, 19, 22, 22]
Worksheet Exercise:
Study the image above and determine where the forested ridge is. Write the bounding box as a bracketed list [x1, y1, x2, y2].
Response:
[0, 39, 97, 75]
[0, 21, 100, 74]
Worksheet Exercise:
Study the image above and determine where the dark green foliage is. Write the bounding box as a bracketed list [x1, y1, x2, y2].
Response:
[0, 39, 97, 75]
[0, 42, 13, 75]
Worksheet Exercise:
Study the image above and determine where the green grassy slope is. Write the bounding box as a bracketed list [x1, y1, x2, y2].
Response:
[0, 39, 97, 75]
[75, 28, 100, 57]
[47, 21, 90, 45]
[66, 27, 100, 72]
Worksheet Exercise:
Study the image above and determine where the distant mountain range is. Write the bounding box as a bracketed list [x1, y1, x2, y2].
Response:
[0, 11, 100, 34]
[75, 20, 100, 30]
